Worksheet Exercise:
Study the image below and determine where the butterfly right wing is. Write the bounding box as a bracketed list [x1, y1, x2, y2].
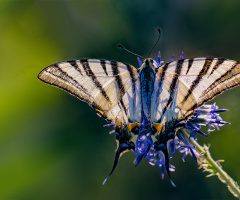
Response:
[151, 57, 240, 133]
[38, 59, 139, 123]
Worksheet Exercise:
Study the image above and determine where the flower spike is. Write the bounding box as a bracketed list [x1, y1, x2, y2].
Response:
[180, 52, 184, 59]
[158, 51, 161, 65]
[137, 57, 143, 67]
[170, 55, 175, 62]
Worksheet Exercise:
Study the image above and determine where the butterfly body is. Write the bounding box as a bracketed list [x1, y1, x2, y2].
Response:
[139, 59, 156, 120]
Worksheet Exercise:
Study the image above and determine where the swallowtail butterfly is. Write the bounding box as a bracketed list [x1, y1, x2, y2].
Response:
[38, 48, 240, 185]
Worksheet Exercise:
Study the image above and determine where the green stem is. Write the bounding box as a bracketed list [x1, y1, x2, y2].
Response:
[181, 129, 240, 199]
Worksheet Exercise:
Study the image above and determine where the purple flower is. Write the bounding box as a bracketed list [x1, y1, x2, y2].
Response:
[137, 57, 143, 67]
[176, 131, 202, 163]
[190, 103, 229, 133]
[149, 150, 175, 179]
[134, 112, 154, 166]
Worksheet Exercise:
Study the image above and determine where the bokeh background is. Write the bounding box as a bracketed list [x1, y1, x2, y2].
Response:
[1, 0, 240, 199]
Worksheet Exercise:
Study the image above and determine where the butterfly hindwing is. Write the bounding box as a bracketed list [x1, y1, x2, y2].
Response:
[38, 59, 139, 122]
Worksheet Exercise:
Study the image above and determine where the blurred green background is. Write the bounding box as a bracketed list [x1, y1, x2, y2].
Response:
[0, 0, 240, 199]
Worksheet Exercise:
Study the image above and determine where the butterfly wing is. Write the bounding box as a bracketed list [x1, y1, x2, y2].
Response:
[151, 57, 240, 131]
[38, 59, 139, 122]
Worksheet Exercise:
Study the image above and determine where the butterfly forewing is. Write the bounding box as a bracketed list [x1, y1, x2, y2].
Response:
[120, 77, 142, 123]
[151, 57, 240, 130]
[38, 59, 139, 122]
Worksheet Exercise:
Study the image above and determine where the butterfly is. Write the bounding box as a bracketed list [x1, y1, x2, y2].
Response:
[38, 53, 240, 185]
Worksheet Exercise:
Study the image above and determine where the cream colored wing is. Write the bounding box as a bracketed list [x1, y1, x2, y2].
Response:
[38, 59, 139, 122]
[151, 57, 240, 127]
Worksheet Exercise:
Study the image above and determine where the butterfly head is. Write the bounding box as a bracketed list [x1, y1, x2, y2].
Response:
[139, 58, 158, 72]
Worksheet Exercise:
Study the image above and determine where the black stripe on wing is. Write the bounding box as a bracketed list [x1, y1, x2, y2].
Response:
[68, 60, 83, 75]
[100, 59, 108, 76]
[111, 60, 126, 97]
[156, 63, 170, 123]
[159, 59, 184, 120]
[126, 64, 136, 94]
[158, 63, 170, 90]
[186, 58, 194, 74]
[80, 59, 112, 105]
[111, 61, 128, 116]
[181, 57, 213, 104]
[208, 58, 225, 77]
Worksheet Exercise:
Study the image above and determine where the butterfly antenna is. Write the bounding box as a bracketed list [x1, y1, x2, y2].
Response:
[118, 44, 144, 59]
[148, 28, 161, 58]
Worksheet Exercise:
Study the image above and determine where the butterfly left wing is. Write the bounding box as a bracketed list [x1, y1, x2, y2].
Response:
[151, 57, 240, 133]
[38, 59, 139, 123]
[39, 59, 142, 183]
